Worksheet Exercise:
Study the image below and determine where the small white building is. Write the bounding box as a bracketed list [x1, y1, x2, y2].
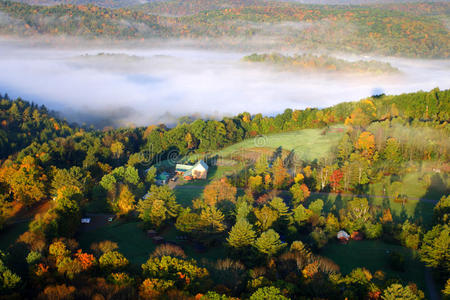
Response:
[337, 230, 350, 241]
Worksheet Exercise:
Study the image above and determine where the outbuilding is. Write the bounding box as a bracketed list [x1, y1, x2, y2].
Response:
[337, 230, 350, 241]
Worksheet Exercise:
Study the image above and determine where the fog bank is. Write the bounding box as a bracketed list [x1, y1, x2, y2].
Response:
[0, 39, 448, 127]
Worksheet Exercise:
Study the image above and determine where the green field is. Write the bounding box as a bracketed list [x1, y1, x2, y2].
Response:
[174, 187, 205, 207]
[368, 168, 448, 202]
[321, 240, 426, 292]
[78, 221, 156, 265]
[216, 125, 345, 162]
[78, 220, 226, 265]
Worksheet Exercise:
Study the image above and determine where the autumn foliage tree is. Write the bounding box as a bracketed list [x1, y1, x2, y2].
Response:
[1, 156, 47, 206]
[290, 183, 310, 206]
[271, 157, 290, 189]
[203, 179, 237, 207]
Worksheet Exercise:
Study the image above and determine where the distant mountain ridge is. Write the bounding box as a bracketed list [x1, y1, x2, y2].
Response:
[0, 0, 448, 58]
[6, 0, 447, 9]
[5, 0, 154, 8]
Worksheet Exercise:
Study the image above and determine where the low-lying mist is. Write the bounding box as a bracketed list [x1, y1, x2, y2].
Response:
[0, 38, 449, 127]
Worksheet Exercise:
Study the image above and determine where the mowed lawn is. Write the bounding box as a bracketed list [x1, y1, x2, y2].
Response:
[216, 125, 345, 162]
[321, 240, 426, 292]
[78, 221, 156, 265]
[368, 170, 448, 202]
[77, 220, 227, 265]
[174, 187, 204, 207]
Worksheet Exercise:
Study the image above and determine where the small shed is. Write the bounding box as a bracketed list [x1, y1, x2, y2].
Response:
[337, 230, 350, 241]
[156, 172, 170, 185]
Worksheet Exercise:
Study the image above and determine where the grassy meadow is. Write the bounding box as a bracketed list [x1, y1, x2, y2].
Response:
[321, 240, 426, 292]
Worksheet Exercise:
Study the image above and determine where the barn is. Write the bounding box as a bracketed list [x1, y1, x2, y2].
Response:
[175, 160, 208, 180]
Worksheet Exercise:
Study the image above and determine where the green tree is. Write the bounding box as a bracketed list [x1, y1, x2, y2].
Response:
[324, 213, 340, 237]
[382, 138, 402, 168]
[309, 199, 324, 215]
[51, 166, 89, 195]
[7, 156, 46, 206]
[254, 206, 279, 231]
[110, 141, 124, 159]
[419, 224, 449, 274]
[337, 134, 354, 161]
[442, 279, 450, 298]
[254, 155, 269, 175]
[268, 197, 290, 219]
[248, 175, 263, 192]
[346, 198, 371, 231]
[434, 195, 449, 224]
[290, 183, 310, 206]
[137, 185, 179, 228]
[175, 208, 200, 233]
[381, 283, 423, 300]
[49, 240, 70, 258]
[99, 251, 129, 272]
[199, 206, 226, 233]
[363, 222, 383, 239]
[53, 185, 82, 237]
[0, 251, 21, 291]
[56, 256, 83, 279]
[292, 204, 312, 226]
[227, 218, 256, 249]
[250, 286, 288, 300]
[254, 229, 285, 256]
[145, 166, 157, 184]
[141, 256, 208, 290]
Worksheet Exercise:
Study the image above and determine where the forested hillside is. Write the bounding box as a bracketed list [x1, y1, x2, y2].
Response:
[0, 94, 75, 159]
[0, 88, 448, 299]
[0, 0, 449, 57]
[243, 53, 400, 73]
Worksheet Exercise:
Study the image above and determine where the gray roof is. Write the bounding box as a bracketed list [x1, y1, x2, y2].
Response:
[175, 164, 192, 172]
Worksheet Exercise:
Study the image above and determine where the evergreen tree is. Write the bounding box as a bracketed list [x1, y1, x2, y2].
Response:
[254, 229, 285, 256]
[227, 218, 256, 249]
[420, 224, 449, 274]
